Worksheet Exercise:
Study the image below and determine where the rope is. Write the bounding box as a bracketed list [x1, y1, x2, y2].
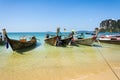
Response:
[96, 39, 102, 47]
[97, 47, 120, 80]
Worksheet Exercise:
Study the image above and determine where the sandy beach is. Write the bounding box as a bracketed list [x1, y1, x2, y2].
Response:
[0, 42, 120, 80]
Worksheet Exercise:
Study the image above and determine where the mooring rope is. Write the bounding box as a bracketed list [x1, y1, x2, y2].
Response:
[96, 47, 120, 80]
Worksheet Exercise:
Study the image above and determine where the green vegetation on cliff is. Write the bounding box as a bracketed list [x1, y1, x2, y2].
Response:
[99, 19, 120, 32]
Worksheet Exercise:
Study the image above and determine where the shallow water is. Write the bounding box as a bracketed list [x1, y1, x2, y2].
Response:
[0, 32, 120, 80]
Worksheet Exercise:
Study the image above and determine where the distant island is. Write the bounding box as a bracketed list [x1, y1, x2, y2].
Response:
[99, 19, 120, 32]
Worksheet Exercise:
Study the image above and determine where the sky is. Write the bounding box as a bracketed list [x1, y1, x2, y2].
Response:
[0, 0, 120, 32]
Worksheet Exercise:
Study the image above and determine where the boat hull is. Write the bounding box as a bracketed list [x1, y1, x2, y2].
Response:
[60, 37, 73, 46]
[74, 37, 96, 45]
[98, 36, 120, 45]
[99, 40, 120, 45]
[8, 39, 36, 51]
[2, 29, 36, 51]
[44, 36, 57, 46]
[6, 35, 36, 51]
[44, 36, 72, 46]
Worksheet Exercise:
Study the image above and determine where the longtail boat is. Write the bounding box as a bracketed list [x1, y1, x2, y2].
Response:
[44, 36, 72, 46]
[2, 29, 37, 51]
[44, 28, 73, 46]
[73, 28, 99, 46]
[98, 34, 120, 45]
[98, 39, 120, 44]
[74, 36, 96, 45]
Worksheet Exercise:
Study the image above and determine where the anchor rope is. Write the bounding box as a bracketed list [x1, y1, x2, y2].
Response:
[96, 47, 120, 80]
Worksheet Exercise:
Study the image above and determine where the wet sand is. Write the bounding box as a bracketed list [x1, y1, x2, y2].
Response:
[0, 43, 120, 80]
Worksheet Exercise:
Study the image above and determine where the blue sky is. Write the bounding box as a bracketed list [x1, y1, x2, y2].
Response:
[0, 0, 120, 32]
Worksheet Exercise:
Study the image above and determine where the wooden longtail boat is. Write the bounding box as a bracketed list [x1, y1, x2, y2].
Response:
[44, 28, 73, 46]
[74, 36, 96, 45]
[98, 39, 120, 44]
[44, 36, 73, 46]
[2, 29, 37, 51]
[73, 28, 99, 46]
[98, 35, 120, 45]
